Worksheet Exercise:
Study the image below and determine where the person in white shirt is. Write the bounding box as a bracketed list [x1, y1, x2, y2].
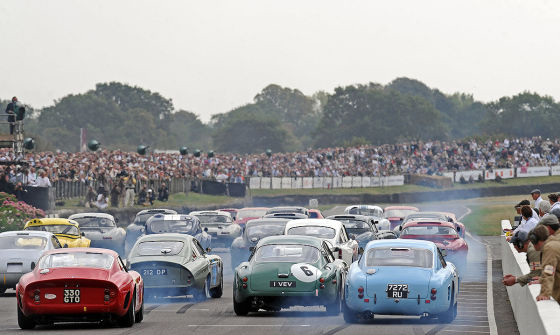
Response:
[548, 193, 560, 211]
[95, 193, 108, 209]
[512, 205, 539, 236]
[26, 167, 37, 186]
[34, 170, 51, 187]
[531, 189, 543, 211]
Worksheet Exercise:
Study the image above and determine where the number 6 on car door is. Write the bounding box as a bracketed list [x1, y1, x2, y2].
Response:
[291, 263, 322, 282]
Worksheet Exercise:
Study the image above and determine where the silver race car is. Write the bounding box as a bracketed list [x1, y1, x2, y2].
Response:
[0, 231, 62, 294]
[189, 210, 241, 248]
[68, 213, 126, 255]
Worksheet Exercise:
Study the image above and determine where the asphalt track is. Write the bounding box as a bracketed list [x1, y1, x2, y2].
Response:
[0, 203, 519, 335]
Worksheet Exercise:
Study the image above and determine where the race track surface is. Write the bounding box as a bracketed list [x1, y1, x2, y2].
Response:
[0, 204, 519, 335]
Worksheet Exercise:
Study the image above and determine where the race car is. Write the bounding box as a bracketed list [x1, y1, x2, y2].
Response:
[16, 248, 144, 329]
[398, 219, 468, 270]
[68, 213, 126, 255]
[326, 214, 379, 249]
[343, 239, 459, 323]
[233, 235, 346, 315]
[189, 210, 241, 247]
[125, 209, 178, 256]
[128, 233, 223, 300]
[219, 208, 239, 221]
[0, 231, 62, 294]
[233, 207, 268, 230]
[344, 205, 390, 230]
[285, 219, 358, 265]
[230, 218, 291, 271]
[265, 206, 309, 216]
[263, 213, 308, 220]
[384, 206, 419, 230]
[395, 212, 465, 238]
[24, 218, 91, 248]
[308, 209, 324, 219]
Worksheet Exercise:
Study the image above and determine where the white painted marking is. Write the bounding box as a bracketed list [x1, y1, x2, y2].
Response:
[191, 308, 209, 311]
[442, 330, 489, 334]
[188, 325, 311, 327]
[447, 325, 490, 328]
[486, 244, 498, 335]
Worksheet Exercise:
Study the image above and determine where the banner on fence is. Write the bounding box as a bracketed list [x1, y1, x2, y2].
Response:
[260, 177, 271, 189]
[303, 177, 313, 189]
[227, 183, 246, 197]
[351, 177, 362, 188]
[362, 177, 371, 188]
[271, 177, 281, 189]
[281, 177, 292, 189]
[442, 172, 454, 180]
[551, 166, 560, 176]
[249, 177, 261, 189]
[332, 177, 342, 188]
[485, 168, 515, 180]
[293, 178, 303, 189]
[454, 170, 483, 183]
[386, 175, 405, 186]
[516, 166, 550, 178]
[313, 177, 324, 189]
[342, 176, 352, 188]
[370, 177, 381, 187]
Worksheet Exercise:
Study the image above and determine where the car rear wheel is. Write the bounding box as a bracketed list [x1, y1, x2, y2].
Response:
[438, 286, 457, 323]
[118, 291, 136, 327]
[209, 268, 223, 298]
[342, 301, 358, 323]
[194, 277, 209, 301]
[17, 304, 35, 329]
[325, 285, 341, 315]
[135, 288, 144, 323]
[233, 292, 250, 316]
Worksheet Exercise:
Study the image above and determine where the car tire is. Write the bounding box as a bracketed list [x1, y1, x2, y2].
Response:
[209, 268, 223, 298]
[135, 288, 144, 323]
[233, 290, 250, 316]
[17, 304, 35, 329]
[194, 277, 209, 301]
[325, 284, 341, 315]
[118, 291, 135, 327]
[342, 300, 358, 324]
[438, 286, 457, 323]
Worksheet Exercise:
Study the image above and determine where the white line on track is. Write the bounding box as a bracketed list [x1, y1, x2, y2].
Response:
[188, 325, 311, 327]
[442, 330, 489, 334]
[485, 244, 498, 335]
[447, 325, 490, 328]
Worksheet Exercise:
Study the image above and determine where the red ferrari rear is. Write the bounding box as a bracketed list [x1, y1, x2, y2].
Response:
[16, 248, 143, 329]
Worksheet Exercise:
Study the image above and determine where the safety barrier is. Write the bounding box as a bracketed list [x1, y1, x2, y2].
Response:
[501, 219, 560, 335]
[248, 175, 405, 190]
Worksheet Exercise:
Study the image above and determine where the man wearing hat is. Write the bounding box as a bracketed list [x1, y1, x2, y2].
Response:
[543, 208, 560, 240]
[531, 225, 560, 303]
[548, 193, 560, 211]
[531, 189, 543, 212]
[503, 230, 541, 287]
[513, 200, 539, 229]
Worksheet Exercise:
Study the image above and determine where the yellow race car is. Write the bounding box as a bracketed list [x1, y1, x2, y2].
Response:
[23, 218, 91, 248]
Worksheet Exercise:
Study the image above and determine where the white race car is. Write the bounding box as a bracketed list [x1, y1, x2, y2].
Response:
[344, 205, 391, 231]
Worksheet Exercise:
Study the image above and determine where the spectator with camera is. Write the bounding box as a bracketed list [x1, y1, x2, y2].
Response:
[503, 230, 541, 287]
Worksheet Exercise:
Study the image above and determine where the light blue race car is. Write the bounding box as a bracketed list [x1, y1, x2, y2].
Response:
[343, 239, 459, 323]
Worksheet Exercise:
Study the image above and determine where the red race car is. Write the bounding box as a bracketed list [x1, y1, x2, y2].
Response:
[399, 219, 468, 270]
[16, 248, 144, 329]
[384, 205, 419, 230]
[308, 209, 324, 219]
[233, 207, 268, 230]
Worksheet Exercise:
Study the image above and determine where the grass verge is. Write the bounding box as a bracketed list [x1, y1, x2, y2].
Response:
[461, 203, 512, 236]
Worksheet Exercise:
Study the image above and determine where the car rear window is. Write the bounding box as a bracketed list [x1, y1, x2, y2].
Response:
[147, 219, 195, 234]
[40, 252, 114, 269]
[237, 209, 267, 219]
[287, 226, 336, 239]
[255, 244, 320, 263]
[135, 241, 185, 256]
[195, 215, 230, 224]
[26, 224, 79, 236]
[73, 217, 115, 228]
[0, 236, 47, 249]
[366, 248, 433, 268]
[401, 226, 457, 236]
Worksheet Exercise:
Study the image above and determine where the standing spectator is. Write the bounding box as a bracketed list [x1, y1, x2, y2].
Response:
[531, 189, 543, 212]
[110, 183, 121, 208]
[512, 205, 539, 236]
[34, 170, 51, 187]
[94, 192, 108, 210]
[548, 193, 560, 211]
[538, 201, 551, 218]
[84, 185, 96, 208]
[531, 225, 560, 303]
[13, 181, 25, 201]
[124, 175, 136, 207]
[503, 230, 541, 287]
[26, 167, 37, 186]
[4, 96, 17, 135]
[137, 185, 147, 206]
[158, 182, 169, 202]
[542, 209, 560, 239]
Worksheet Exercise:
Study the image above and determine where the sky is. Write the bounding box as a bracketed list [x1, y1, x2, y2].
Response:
[1, 0, 559, 121]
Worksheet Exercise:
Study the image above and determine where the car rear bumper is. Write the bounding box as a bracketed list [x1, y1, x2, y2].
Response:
[345, 294, 447, 315]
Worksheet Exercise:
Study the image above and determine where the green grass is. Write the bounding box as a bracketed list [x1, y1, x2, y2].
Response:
[56, 192, 235, 210]
[461, 203, 512, 236]
[250, 175, 560, 197]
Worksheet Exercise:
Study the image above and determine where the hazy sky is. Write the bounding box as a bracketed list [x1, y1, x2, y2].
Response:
[1, 0, 559, 121]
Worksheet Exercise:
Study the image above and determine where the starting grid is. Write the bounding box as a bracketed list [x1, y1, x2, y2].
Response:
[248, 166, 560, 190]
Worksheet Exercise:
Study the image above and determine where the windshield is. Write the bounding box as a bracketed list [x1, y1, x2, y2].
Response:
[366, 247, 433, 268]
[195, 215, 231, 224]
[135, 241, 185, 256]
[287, 226, 336, 239]
[0, 236, 47, 249]
[237, 209, 267, 220]
[39, 252, 114, 269]
[385, 209, 417, 218]
[73, 217, 115, 228]
[147, 219, 196, 234]
[26, 224, 79, 236]
[133, 213, 153, 225]
[246, 224, 286, 240]
[401, 226, 458, 237]
[403, 215, 444, 223]
[255, 244, 320, 263]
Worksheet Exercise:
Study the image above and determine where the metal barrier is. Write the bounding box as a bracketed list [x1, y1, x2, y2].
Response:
[501, 219, 560, 335]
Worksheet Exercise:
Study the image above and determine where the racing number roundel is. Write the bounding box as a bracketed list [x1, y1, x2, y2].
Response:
[290, 263, 322, 283]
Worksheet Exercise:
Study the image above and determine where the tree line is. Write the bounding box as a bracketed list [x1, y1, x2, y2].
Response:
[5, 78, 560, 153]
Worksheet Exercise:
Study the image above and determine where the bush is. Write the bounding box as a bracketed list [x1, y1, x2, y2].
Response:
[0, 192, 46, 232]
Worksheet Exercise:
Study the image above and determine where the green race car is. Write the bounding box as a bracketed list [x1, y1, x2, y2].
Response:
[128, 233, 223, 300]
[233, 235, 347, 315]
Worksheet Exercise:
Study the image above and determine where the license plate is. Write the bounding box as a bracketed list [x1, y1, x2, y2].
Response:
[270, 281, 296, 288]
[142, 268, 168, 276]
[387, 284, 408, 298]
[63, 289, 81, 303]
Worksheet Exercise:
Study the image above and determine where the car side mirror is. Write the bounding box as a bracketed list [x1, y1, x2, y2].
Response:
[63, 244, 68, 248]
[206, 248, 212, 253]
[30, 262, 36, 270]
[441, 249, 448, 257]
[457, 227, 461, 232]
[358, 247, 364, 255]
[249, 246, 255, 253]
[81, 232, 85, 236]
[398, 226, 402, 231]
[115, 218, 119, 223]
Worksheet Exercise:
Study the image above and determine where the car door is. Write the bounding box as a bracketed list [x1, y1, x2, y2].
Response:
[337, 227, 355, 264]
[192, 239, 221, 287]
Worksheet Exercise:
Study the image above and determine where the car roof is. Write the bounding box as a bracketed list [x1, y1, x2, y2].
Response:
[327, 214, 371, 221]
[68, 212, 115, 220]
[365, 238, 436, 250]
[258, 235, 324, 248]
[344, 205, 383, 211]
[0, 230, 54, 238]
[246, 218, 291, 225]
[44, 247, 118, 256]
[24, 218, 79, 227]
[136, 208, 178, 216]
[266, 206, 308, 213]
[405, 212, 448, 220]
[402, 219, 455, 229]
[148, 214, 197, 221]
[189, 210, 231, 217]
[285, 218, 343, 230]
[136, 233, 195, 243]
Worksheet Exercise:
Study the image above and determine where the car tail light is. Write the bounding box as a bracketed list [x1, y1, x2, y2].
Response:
[425, 300, 431, 304]
[34, 289, 40, 303]
[358, 286, 364, 299]
[319, 278, 325, 283]
[103, 236, 112, 240]
[431, 288, 437, 294]
[242, 277, 248, 282]
[338, 249, 343, 259]
[431, 288, 437, 300]
[104, 289, 111, 302]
